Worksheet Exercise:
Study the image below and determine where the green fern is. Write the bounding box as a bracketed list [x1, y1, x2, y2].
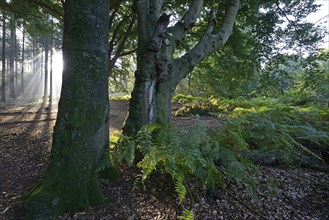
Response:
[175, 175, 187, 204]
[178, 209, 195, 220]
[95, 149, 111, 173]
[95, 148, 120, 180]
[113, 122, 260, 203]
[112, 134, 135, 166]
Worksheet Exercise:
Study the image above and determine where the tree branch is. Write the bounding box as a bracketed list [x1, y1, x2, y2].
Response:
[118, 49, 137, 57]
[168, 0, 204, 43]
[275, 1, 300, 32]
[109, 15, 136, 72]
[27, 0, 63, 19]
[108, 16, 130, 59]
[108, 1, 120, 34]
[149, 13, 171, 51]
[175, 0, 241, 82]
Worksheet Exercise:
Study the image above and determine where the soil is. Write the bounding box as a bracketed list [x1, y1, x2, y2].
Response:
[0, 100, 329, 220]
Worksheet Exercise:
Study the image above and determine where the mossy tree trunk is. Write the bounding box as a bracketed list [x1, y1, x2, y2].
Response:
[123, 0, 241, 135]
[24, 0, 110, 219]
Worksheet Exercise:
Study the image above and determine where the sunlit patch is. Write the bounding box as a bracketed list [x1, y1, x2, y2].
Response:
[18, 50, 63, 106]
[51, 50, 63, 101]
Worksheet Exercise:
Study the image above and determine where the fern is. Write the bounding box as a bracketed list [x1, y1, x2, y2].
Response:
[178, 209, 195, 220]
[113, 122, 261, 204]
[112, 134, 135, 166]
[175, 175, 187, 204]
[95, 148, 112, 173]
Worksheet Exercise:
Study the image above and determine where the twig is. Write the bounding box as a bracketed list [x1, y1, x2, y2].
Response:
[1, 204, 12, 214]
[217, 169, 268, 219]
[0, 133, 17, 138]
[223, 187, 268, 220]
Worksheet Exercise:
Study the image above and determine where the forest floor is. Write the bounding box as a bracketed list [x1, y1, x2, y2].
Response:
[0, 100, 329, 220]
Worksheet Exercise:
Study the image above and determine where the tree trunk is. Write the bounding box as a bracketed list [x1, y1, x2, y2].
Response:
[24, 0, 110, 218]
[32, 39, 37, 96]
[9, 13, 15, 99]
[123, 0, 241, 135]
[21, 25, 25, 97]
[42, 38, 49, 105]
[122, 54, 178, 135]
[1, 12, 6, 102]
[15, 29, 18, 94]
[50, 19, 53, 103]
[40, 48, 43, 96]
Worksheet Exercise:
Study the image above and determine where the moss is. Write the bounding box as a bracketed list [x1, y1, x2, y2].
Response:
[25, 169, 106, 219]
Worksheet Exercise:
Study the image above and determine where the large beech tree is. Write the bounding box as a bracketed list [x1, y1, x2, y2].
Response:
[123, 0, 241, 135]
[24, 0, 110, 218]
[123, 0, 323, 135]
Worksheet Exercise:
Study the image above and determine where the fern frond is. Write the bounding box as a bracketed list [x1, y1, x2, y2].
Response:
[175, 177, 187, 204]
[178, 209, 195, 220]
[95, 149, 111, 173]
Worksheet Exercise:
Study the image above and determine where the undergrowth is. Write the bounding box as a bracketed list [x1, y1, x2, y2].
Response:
[110, 122, 259, 204]
[109, 94, 131, 100]
[173, 94, 329, 165]
[96, 93, 328, 218]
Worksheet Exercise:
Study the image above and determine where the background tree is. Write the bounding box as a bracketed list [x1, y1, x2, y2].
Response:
[21, 23, 25, 96]
[177, 31, 260, 98]
[108, 1, 137, 94]
[24, 0, 110, 218]
[303, 50, 329, 106]
[0, 0, 63, 100]
[9, 12, 15, 99]
[1, 11, 6, 102]
[0, 0, 138, 99]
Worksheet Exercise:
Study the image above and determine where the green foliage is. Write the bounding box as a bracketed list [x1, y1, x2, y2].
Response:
[172, 94, 206, 104]
[112, 122, 260, 203]
[174, 94, 329, 165]
[256, 51, 329, 103]
[95, 149, 112, 173]
[95, 146, 121, 181]
[178, 209, 195, 220]
[221, 110, 328, 161]
[112, 133, 136, 166]
[109, 94, 131, 101]
[173, 94, 272, 117]
[302, 50, 329, 103]
[174, 1, 325, 98]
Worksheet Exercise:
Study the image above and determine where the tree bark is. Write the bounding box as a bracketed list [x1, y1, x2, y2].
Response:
[123, 0, 241, 135]
[24, 0, 110, 218]
[1, 12, 6, 102]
